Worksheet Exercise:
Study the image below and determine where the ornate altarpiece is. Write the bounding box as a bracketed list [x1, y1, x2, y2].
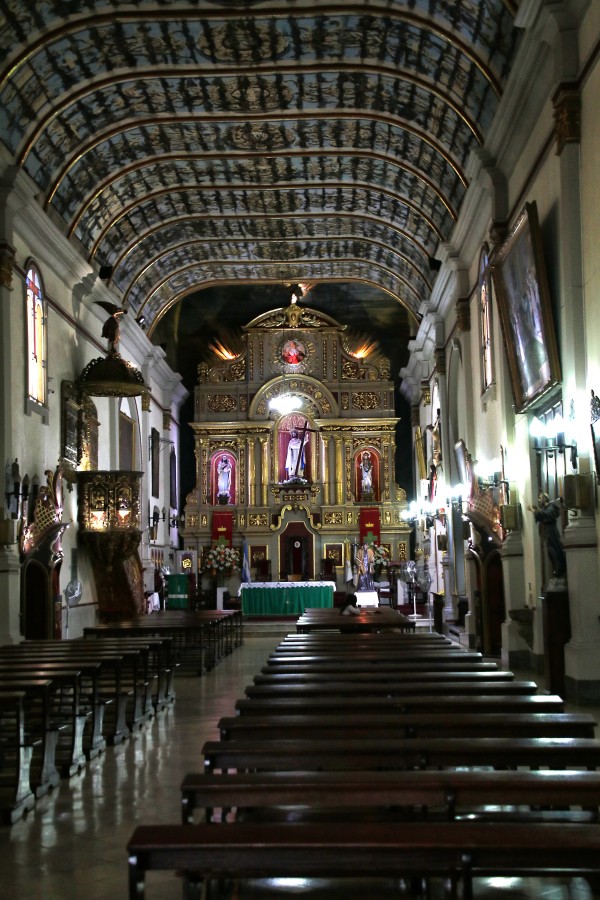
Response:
[182, 301, 410, 581]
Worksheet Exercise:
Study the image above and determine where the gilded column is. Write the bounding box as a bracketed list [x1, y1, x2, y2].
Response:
[259, 436, 269, 507]
[334, 436, 344, 506]
[321, 434, 331, 505]
[247, 435, 256, 507]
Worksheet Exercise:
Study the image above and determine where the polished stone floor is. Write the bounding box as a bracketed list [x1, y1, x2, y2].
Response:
[1, 634, 599, 899]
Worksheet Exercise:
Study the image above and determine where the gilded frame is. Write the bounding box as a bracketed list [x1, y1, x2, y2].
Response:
[491, 202, 561, 412]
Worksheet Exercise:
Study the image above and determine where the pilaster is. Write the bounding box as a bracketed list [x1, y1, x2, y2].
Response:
[563, 515, 600, 703]
[500, 529, 531, 669]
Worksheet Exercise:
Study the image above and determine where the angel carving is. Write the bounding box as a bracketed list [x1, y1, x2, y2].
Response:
[94, 301, 127, 352]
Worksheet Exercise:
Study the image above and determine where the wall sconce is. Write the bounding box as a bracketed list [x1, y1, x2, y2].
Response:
[147, 506, 161, 542]
[5, 459, 30, 519]
[530, 415, 578, 469]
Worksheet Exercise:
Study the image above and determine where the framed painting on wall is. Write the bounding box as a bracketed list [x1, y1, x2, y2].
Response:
[323, 543, 343, 566]
[491, 201, 561, 412]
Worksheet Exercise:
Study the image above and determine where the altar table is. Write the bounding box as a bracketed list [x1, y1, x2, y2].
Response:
[240, 581, 334, 617]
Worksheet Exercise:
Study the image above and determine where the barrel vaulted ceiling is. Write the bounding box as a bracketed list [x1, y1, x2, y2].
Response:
[0, 1, 521, 336]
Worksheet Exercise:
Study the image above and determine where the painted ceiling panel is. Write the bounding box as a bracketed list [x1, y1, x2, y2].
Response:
[0, 1, 520, 329]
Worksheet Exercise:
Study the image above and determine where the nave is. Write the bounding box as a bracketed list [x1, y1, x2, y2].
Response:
[2, 634, 600, 900]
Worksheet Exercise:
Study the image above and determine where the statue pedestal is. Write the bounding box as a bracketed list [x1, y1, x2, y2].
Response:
[541, 588, 571, 697]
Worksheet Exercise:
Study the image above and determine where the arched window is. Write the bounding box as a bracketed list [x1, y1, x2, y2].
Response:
[26, 265, 47, 408]
[479, 245, 494, 395]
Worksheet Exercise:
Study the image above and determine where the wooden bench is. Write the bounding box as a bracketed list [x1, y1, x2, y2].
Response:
[0, 676, 62, 797]
[202, 735, 600, 774]
[236, 693, 566, 716]
[0, 661, 93, 776]
[180, 768, 600, 825]
[0, 645, 139, 748]
[263, 660, 505, 675]
[0, 690, 35, 824]
[295, 610, 418, 632]
[218, 710, 598, 742]
[127, 820, 600, 900]
[253, 670, 517, 686]
[244, 679, 539, 699]
[267, 650, 481, 665]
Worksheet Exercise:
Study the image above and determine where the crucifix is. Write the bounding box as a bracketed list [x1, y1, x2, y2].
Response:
[288, 419, 317, 480]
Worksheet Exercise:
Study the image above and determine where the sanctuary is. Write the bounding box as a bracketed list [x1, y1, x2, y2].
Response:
[181, 298, 411, 589]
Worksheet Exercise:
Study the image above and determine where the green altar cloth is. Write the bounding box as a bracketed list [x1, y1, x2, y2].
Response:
[241, 582, 334, 616]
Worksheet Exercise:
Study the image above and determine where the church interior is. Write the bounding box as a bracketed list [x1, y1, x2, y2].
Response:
[2, 0, 600, 896]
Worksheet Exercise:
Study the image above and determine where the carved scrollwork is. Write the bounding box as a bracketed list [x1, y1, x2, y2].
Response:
[352, 392, 381, 410]
[207, 394, 237, 413]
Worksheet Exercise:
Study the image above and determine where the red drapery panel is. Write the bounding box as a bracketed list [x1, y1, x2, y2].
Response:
[359, 507, 380, 545]
[212, 511, 233, 546]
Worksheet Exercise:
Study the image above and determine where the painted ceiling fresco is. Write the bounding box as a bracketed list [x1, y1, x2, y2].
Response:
[0, 1, 521, 334]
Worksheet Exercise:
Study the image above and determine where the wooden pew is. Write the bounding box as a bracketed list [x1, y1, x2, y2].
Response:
[127, 820, 600, 900]
[0, 676, 61, 797]
[262, 660, 505, 675]
[0, 645, 139, 747]
[84, 609, 243, 676]
[235, 693, 566, 716]
[295, 609, 418, 632]
[0, 661, 92, 775]
[244, 679, 539, 699]
[180, 768, 600, 825]
[267, 651, 481, 665]
[253, 670, 517, 685]
[218, 711, 598, 742]
[202, 735, 600, 774]
[0, 690, 36, 824]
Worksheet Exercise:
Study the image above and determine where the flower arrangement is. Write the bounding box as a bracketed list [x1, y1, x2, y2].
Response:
[372, 544, 390, 568]
[202, 545, 240, 575]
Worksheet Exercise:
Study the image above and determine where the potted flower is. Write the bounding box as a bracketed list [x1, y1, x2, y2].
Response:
[372, 544, 389, 580]
[202, 545, 240, 586]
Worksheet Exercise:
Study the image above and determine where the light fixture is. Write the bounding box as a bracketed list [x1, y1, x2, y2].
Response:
[530, 416, 578, 469]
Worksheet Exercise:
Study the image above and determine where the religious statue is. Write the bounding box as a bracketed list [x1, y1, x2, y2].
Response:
[527, 492, 566, 582]
[355, 541, 375, 590]
[94, 301, 127, 353]
[285, 429, 308, 479]
[360, 450, 373, 497]
[216, 455, 232, 502]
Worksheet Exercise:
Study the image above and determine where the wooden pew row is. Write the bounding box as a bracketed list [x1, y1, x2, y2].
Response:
[254, 670, 516, 685]
[0, 661, 93, 778]
[268, 651, 480, 665]
[79, 635, 176, 710]
[127, 820, 600, 900]
[180, 769, 600, 825]
[84, 609, 243, 676]
[0, 665, 91, 793]
[244, 680, 539, 699]
[202, 735, 600, 774]
[0, 645, 143, 747]
[0, 690, 35, 824]
[218, 711, 598, 742]
[263, 661, 504, 675]
[296, 609, 417, 632]
[236, 693, 566, 716]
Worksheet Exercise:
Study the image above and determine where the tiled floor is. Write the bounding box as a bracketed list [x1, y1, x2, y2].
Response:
[1, 634, 599, 899]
